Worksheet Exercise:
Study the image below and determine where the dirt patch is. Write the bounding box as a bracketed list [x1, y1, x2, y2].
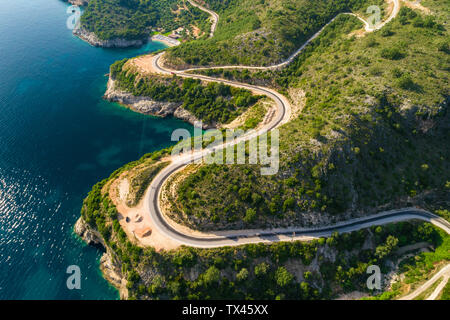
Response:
[108, 171, 181, 251]
[118, 178, 129, 202]
[191, 25, 202, 38]
[386, 0, 395, 18]
[222, 100, 273, 130]
[288, 87, 306, 120]
[349, 28, 368, 38]
[130, 55, 161, 75]
[402, 0, 431, 14]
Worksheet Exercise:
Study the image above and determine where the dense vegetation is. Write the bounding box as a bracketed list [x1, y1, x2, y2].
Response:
[77, 0, 450, 301]
[80, 176, 449, 299]
[364, 226, 450, 300]
[80, 0, 210, 40]
[110, 59, 261, 124]
[170, 5, 450, 230]
[165, 0, 385, 67]
[126, 161, 169, 207]
[81, 147, 170, 236]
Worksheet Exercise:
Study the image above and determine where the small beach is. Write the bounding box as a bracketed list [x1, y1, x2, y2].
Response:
[151, 34, 181, 47]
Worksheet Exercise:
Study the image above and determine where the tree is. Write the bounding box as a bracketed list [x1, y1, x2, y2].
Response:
[275, 267, 293, 287]
[375, 236, 399, 259]
[243, 208, 257, 223]
[303, 271, 312, 280]
[202, 266, 221, 286]
[299, 281, 310, 296]
[236, 268, 249, 282]
[238, 187, 251, 201]
[254, 262, 269, 277]
[283, 198, 295, 212]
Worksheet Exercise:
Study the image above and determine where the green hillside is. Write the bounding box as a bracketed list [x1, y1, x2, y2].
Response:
[79, 0, 211, 40]
[169, 5, 449, 231]
[164, 0, 386, 67]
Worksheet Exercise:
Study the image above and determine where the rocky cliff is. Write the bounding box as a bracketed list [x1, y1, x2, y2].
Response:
[73, 27, 145, 48]
[74, 217, 128, 299]
[104, 76, 213, 129]
[66, 0, 90, 6]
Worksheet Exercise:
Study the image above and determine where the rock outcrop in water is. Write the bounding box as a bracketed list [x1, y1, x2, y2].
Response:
[73, 27, 146, 48]
[104, 76, 213, 129]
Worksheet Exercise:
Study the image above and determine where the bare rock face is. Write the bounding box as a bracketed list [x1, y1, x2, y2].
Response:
[174, 107, 217, 128]
[74, 217, 103, 246]
[104, 77, 213, 129]
[73, 27, 145, 48]
[68, 0, 90, 5]
[74, 217, 128, 299]
[104, 78, 181, 116]
[100, 252, 129, 299]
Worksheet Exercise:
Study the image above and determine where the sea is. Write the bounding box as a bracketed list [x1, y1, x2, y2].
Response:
[0, 0, 193, 299]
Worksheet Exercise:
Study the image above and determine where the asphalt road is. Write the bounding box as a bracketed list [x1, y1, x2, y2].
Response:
[187, 0, 219, 38]
[141, 0, 450, 249]
[180, 0, 400, 72]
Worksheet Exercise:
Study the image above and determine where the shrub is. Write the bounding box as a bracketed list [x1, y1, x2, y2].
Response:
[380, 47, 406, 60]
[283, 198, 296, 212]
[381, 28, 394, 37]
[202, 266, 221, 286]
[437, 41, 450, 54]
[243, 208, 257, 223]
[391, 67, 403, 78]
[254, 262, 269, 277]
[236, 268, 249, 281]
[275, 267, 294, 287]
[238, 187, 251, 201]
[396, 74, 417, 91]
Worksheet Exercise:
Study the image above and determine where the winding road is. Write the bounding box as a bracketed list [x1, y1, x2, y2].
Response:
[180, 0, 401, 72]
[119, 0, 450, 300]
[140, 0, 450, 257]
[187, 0, 219, 38]
[399, 264, 450, 300]
[136, 0, 450, 298]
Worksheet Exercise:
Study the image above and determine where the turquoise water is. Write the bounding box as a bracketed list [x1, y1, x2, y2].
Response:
[0, 0, 193, 299]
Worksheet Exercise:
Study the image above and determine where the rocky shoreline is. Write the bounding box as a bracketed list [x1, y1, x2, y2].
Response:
[104, 76, 214, 129]
[74, 217, 128, 299]
[73, 27, 146, 48]
[67, 0, 90, 5]
[67, 0, 147, 49]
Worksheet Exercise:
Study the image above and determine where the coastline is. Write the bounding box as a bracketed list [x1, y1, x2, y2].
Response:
[74, 217, 128, 299]
[67, 0, 89, 5]
[150, 34, 181, 47]
[73, 27, 181, 49]
[104, 76, 214, 129]
[69, 0, 450, 301]
[73, 27, 146, 48]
